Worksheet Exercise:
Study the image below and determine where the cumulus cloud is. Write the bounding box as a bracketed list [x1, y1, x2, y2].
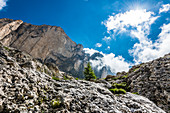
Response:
[95, 43, 102, 47]
[159, 4, 170, 14]
[0, 0, 7, 10]
[84, 48, 130, 74]
[102, 36, 111, 42]
[83, 48, 100, 56]
[102, 9, 159, 39]
[129, 23, 170, 63]
[102, 9, 170, 64]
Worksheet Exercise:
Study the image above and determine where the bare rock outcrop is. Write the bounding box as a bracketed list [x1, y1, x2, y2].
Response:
[126, 54, 170, 112]
[105, 54, 170, 113]
[0, 19, 23, 42]
[0, 18, 86, 78]
[0, 18, 113, 78]
[0, 43, 166, 113]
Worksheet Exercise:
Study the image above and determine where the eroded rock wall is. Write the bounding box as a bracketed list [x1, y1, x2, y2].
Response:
[0, 18, 86, 78]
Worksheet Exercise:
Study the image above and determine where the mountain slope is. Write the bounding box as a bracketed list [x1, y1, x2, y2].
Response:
[105, 53, 170, 112]
[0, 18, 113, 78]
[127, 54, 170, 112]
[0, 43, 165, 113]
[0, 18, 86, 78]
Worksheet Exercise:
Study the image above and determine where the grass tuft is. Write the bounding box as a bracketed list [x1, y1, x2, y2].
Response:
[109, 88, 126, 94]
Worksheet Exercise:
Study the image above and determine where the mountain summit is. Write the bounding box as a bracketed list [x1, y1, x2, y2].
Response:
[0, 18, 114, 78]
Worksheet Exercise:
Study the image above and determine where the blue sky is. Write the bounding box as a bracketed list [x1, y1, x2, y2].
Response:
[0, 0, 170, 73]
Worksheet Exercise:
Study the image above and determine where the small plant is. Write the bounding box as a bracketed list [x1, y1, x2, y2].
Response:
[133, 68, 139, 72]
[52, 76, 60, 81]
[112, 82, 127, 89]
[112, 76, 120, 80]
[3, 46, 10, 51]
[109, 88, 126, 94]
[63, 75, 69, 80]
[121, 74, 128, 79]
[132, 92, 139, 95]
[75, 78, 78, 80]
[51, 99, 61, 108]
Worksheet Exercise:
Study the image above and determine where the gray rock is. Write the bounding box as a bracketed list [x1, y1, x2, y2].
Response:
[0, 44, 166, 113]
[122, 54, 170, 113]
[0, 18, 110, 78]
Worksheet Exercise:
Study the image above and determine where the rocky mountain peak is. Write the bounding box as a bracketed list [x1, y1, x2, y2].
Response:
[0, 18, 112, 78]
[0, 18, 87, 77]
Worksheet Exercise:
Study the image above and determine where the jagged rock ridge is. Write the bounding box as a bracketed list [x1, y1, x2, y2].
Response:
[127, 54, 170, 112]
[0, 43, 166, 113]
[105, 54, 170, 113]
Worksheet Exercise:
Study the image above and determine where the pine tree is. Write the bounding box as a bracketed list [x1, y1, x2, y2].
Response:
[84, 62, 96, 80]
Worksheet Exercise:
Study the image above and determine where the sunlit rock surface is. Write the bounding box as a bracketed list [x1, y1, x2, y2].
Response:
[0, 43, 166, 113]
[0, 18, 111, 78]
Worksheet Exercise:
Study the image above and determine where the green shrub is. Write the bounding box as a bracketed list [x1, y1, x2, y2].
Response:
[51, 99, 61, 108]
[109, 88, 126, 94]
[63, 75, 69, 80]
[133, 68, 139, 72]
[75, 78, 79, 80]
[112, 76, 120, 80]
[112, 82, 127, 89]
[52, 76, 60, 81]
[84, 62, 96, 81]
[3, 46, 10, 51]
[121, 74, 128, 79]
[132, 92, 139, 95]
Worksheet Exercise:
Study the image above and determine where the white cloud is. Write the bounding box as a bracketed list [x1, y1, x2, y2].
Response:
[0, 0, 7, 10]
[102, 36, 111, 42]
[102, 9, 169, 64]
[103, 36, 111, 40]
[107, 46, 110, 50]
[84, 48, 100, 56]
[103, 10, 158, 33]
[84, 48, 130, 74]
[129, 23, 170, 64]
[95, 43, 102, 47]
[159, 4, 170, 14]
[102, 9, 159, 37]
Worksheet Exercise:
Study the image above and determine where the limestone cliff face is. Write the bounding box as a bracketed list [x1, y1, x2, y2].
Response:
[0, 18, 110, 78]
[0, 19, 23, 43]
[0, 18, 87, 78]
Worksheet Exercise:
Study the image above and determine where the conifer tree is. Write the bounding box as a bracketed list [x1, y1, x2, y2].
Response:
[84, 62, 96, 80]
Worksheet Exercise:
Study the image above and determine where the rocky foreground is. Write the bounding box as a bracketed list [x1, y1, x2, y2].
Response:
[0, 41, 167, 112]
[105, 53, 170, 112]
